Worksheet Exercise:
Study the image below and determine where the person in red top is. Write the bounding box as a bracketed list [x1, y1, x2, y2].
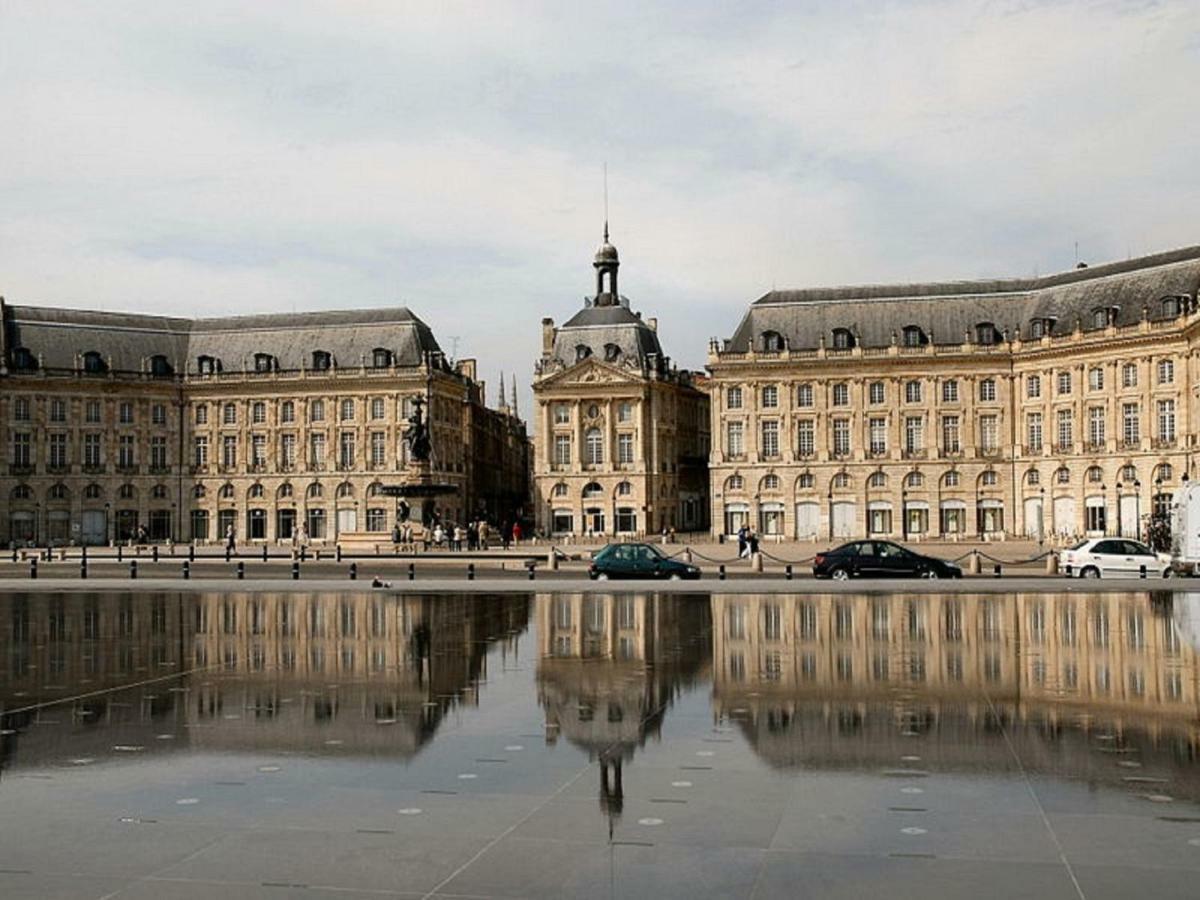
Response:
[511, 522, 522, 545]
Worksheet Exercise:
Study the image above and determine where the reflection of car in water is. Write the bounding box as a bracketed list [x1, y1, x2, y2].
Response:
[588, 543, 701, 580]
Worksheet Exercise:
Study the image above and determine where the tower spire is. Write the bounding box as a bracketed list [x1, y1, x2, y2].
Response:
[510, 374, 518, 416]
[498, 371, 506, 408]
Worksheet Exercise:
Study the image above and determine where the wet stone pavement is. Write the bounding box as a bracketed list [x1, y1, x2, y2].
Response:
[1, 589, 1200, 898]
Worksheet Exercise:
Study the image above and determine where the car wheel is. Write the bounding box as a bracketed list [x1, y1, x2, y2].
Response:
[1080, 566, 1100, 579]
[923, 569, 939, 580]
[1163, 568, 1174, 579]
[669, 572, 682, 581]
[831, 567, 850, 581]
[596, 572, 609, 581]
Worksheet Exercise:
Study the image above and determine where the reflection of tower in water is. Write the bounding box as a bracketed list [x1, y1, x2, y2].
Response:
[535, 593, 711, 829]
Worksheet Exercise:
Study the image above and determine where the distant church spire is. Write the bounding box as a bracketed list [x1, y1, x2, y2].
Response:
[498, 371, 506, 408]
[510, 374, 518, 416]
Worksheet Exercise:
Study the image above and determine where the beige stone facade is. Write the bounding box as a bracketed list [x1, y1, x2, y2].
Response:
[707, 247, 1200, 542]
[532, 234, 710, 538]
[0, 301, 529, 546]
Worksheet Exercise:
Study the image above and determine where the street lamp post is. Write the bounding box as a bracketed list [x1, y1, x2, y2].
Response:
[104, 502, 111, 547]
[827, 490, 834, 542]
[1038, 486, 1045, 547]
[1134, 480, 1141, 541]
[1100, 484, 1106, 536]
[901, 488, 908, 542]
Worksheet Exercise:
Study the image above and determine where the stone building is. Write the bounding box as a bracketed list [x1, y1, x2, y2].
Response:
[707, 246, 1200, 541]
[532, 230, 710, 538]
[0, 300, 529, 545]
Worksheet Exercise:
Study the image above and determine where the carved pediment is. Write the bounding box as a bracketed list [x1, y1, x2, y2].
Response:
[536, 357, 644, 388]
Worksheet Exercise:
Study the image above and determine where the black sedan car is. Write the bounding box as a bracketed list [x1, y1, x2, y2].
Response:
[812, 540, 962, 580]
[588, 543, 701, 580]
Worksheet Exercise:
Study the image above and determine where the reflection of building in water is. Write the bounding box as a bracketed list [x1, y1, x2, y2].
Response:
[0, 592, 529, 769]
[711, 592, 1200, 784]
[536, 593, 711, 825]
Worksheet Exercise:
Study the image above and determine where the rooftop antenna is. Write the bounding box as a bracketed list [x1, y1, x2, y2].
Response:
[603, 162, 609, 238]
[449, 335, 461, 360]
[1074, 241, 1079, 266]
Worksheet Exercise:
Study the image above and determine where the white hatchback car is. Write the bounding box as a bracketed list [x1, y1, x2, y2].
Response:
[1059, 538, 1170, 578]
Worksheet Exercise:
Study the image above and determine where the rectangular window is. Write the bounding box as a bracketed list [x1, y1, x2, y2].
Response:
[370, 397, 385, 420]
[84, 433, 102, 467]
[869, 417, 887, 455]
[1026, 413, 1042, 452]
[617, 433, 634, 464]
[251, 403, 266, 424]
[762, 385, 778, 408]
[86, 399, 102, 423]
[1158, 359, 1175, 384]
[339, 431, 356, 468]
[832, 383, 849, 407]
[905, 416, 924, 453]
[1026, 375, 1041, 399]
[554, 434, 571, 465]
[150, 436, 168, 469]
[797, 420, 815, 456]
[941, 415, 960, 453]
[280, 434, 296, 469]
[49, 433, 68, 468]
[251, 434, 266, 467]
[617, 402, 633, 423]
[119, 401, 134, 424]
[760, 421, 779, 457]
[726, 421, 744, 456]
[1122, 365, 1138, 388]
[310, 400, 325, 422]
[727, 387, 743, 409]
[553, 403, 570, 424]
[1057, 409, 1073, 449]
[833, 419, 851, 456]
[796, 384, 813, 407]
[1087, 407, 1105, 446]
[222, 435, 237, 468]
[11, 432, 32, 466]
[942, 380, 959, 403]
[118, 434, 136, 467]
[1122, 403, 1140, 444]
[50, 398, 67, 423]
[340, 399, 355, 421]
[1158, 399, 1176, 442]
[152, 403, 167, 426]
[280, 401, 295, 424]
[1057, 371, 1071, 395]
[979, 379, 996, 402]
[193, 436, 208, 467]
[869, 382, 884, 405]
[1088, 368, 1104, 391]
[905, 381, 922, 404]
[979, 415, 998, 452]
[223, 403, 238, 424]
[371, 431, 386, 467]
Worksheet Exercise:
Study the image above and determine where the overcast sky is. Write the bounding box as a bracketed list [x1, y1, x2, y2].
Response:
[2, 0, 1197, 409]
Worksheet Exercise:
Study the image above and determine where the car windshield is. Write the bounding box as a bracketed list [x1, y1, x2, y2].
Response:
[642, 544, 667, 560]
[1068, 540, 1090, 551]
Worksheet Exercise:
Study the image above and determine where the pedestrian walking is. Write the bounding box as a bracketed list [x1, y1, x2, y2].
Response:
[512, 521, 522, 546]
[225, 523, 237, 555]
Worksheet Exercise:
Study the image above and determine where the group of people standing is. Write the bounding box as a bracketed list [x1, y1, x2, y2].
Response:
[736, 524, 760, 559]
[394, 519, 525, 552]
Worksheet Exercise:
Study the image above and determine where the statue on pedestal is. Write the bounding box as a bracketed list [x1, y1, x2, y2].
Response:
[403, 395, 432, 463]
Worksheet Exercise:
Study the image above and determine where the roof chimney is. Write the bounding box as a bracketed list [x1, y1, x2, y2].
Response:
[647, 317, 657, 332]
[1076, 261, 1088, 269]
[541, 317, 555, 356]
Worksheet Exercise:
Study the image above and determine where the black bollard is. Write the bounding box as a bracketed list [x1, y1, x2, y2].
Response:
[719, 564, 726, 581]
[11, 547, 17, 563]
[336, 544, 342, 563]
[183, 561, 190, 580]
[225, 546, 231, 563]
[349, 562, 357, 581]
[30, 558, 37, 580]
[130, 559, 137, 579]
[993, 563, 1002, 578]
[262, 544, 268, 562]
[236, 561, 245, 580]
[82, 544, 88, 561]
[785, 564, 793, 581]
[188, 543, 195, 562]
[80, 559, 87, 580]
[467, 562, 475, 581]
[300, 546, 307, 562]
[408, 562, 415, 581]
[152, 545, 159, 563]
[528, 564, 535, 581]
[117, 544, 123, 562]
[291, 560, 300, 580]
[1140, 564, 1147, 579]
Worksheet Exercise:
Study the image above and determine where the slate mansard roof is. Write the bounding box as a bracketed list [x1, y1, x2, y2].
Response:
[552, 301, 665, 369]
[2, 305, 443, 374]
[725, 245, 1200, 352]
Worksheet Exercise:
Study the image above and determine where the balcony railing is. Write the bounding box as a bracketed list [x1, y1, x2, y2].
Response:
[1022, 445, 1043, 457]
[82, 462, 105, 474]
[47, 463, 70, 474]
[1120, 440, 1140, 451]
[190, 464, 209, 474]
[868, 448, 888, 459]
[1053, 443, 1073, 455]
[149, 464, 171, 475]
[8, 463, 34, 476]
[1084, 442, 1106, 454]
[938, 448, 963, 459]
[116, 463, 140, 474]
[1152, 437, 1177, 450]
[975, 447, 1002, 459]
[902, 448, 927, 460]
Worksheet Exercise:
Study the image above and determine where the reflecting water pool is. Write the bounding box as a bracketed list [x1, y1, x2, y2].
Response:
[2, 590, 1200, 899]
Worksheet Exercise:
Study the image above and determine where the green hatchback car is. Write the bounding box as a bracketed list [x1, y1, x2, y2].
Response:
[588, 542, 701, 580]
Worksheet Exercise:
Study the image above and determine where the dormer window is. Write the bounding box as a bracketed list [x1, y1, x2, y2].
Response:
[372, 348, 392, 368]
[761, 330, 784, 352]
[149, 354, 173, 377]
[1029, 317, 1056, 339]
[9, 347, 36, 371]
[197, 355, 219, 375]
[604, 343, 621, 362]
[1090, 307, 1109, 329]
[312, 350, 332, 370]
[575, 344, 593, 363]
[1162, 296, 1182, 317]
[831, 328, 855, 350]
[974, 322, 999, 345]
[253, 353, 275, 373]
[82, 350, 107, 374]
[902, 326, 925, 348]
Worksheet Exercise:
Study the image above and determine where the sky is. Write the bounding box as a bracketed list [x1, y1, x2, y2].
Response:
[2, 0, 1198, 412]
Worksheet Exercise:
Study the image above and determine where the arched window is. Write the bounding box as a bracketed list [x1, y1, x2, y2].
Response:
[336, 482, 355, 498]
[372, 348, 392, 368]
[252, 401, 266, 423]
[82, 350, 107, 373]
[582, 481, 604, 499]
[942, 471, 960, 488]
[905, 472, 924, 488]
[197, 355, 220, 374]
[118, 484, 137, 500]
[278, 483, 293, 499]
[902, 325, 925, 348]
[151, 484, 168, 499]
[1086, 466, 1103, 483]
[48, 483, 70, 501]
[979, 470, 998, 487]
[831, 472, 852, 489]
[584, 427, 603, 465]
[219, 483, 235, 499]
[552, 482, 569, 497]
[604, 343, 622, 362]
[307, 482, 323, 499]
[868, 472, 887, 489]
[575, 344, 593, 363]
[725, 474, 744, 492]
[1162, 297, 1182, 317]
[10, 485, 33, 501]
[1056, 467, 1071, 485]
[254, 353, 275, 373]
[223, 402, 237, 425]
[84, 483, 103, 500]
[193, 484, 207, 498]
[797, 473, 815, 490]
[312, 350, 332, 370]
[10, 347, 37, 371]
[248, 483, 264, 499]
[1026, 469, 1040, 485]
[761, 330, 784, 351]
[975, 322, 999, 345]
[149, 354, 173, 377]
[616, 481, 633, 496]
[761, 474, 780, 491]
[1119, 465, 1137, 483]
[1155, 463, 1173, 482]
[1029, 318, 1046, 339]
[831, 328, 855, 350]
